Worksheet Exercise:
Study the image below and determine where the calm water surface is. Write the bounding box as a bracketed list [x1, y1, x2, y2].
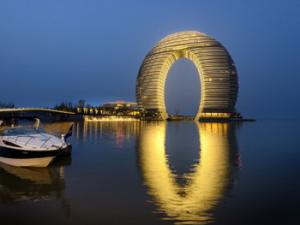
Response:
[0, 120, 299, 225]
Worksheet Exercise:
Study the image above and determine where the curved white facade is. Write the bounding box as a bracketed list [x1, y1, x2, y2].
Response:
[136, 31, 239, 120]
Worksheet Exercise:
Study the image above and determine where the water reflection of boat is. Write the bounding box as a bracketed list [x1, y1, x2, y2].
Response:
[0, 159, 68, 203]
[137, 122, 239, 225]
[0, 154, 71, 217]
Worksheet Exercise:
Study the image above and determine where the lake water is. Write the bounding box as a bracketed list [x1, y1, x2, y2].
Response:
[0, 120, 299, 225]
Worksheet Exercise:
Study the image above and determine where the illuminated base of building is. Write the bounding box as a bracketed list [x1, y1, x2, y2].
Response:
[84, 116, 140, 122]
[141, 109, 254, 122]
[199, 112, 255, 122]
[167, 115, 195, 121]
[199, 118, 255, 122]
[199, 112, 233, 118]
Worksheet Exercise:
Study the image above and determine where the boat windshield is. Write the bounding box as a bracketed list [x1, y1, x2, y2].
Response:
[3, 128, 45, 136]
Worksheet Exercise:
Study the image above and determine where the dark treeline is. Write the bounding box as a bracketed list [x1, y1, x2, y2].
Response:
[0, 101, 15, 108]
[53, 99, 88, 112]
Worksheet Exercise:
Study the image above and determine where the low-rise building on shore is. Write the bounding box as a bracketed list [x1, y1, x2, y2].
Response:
[76, 101, 143, 119]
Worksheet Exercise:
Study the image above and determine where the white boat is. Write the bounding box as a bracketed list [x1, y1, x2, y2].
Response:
[0, 119, 72, 167]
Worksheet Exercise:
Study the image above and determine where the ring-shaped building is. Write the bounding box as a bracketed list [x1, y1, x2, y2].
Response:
[136, 31, 239, 120]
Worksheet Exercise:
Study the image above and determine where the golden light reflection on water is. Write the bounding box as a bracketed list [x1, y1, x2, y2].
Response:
[138, 122, 238, 225]
[79, 121, 140, 147]
[38, 121, 238, 224]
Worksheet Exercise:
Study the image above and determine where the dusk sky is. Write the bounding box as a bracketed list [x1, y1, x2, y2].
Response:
[1, 0, 300, 118]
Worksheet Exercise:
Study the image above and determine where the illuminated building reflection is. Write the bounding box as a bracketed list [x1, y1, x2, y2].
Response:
[137, 122, 239, 225]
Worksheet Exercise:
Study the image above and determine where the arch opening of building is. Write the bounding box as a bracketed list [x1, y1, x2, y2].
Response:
[164, 58, 200, 117]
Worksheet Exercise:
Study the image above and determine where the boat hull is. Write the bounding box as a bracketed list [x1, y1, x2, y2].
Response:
[0, 156, 55, 167]
[0, 146, 69, 167]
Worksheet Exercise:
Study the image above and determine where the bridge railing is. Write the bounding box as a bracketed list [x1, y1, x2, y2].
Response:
[0, 108, 75, 115]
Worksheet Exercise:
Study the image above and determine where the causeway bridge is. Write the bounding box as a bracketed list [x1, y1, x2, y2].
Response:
[0, 108, 80, 121]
